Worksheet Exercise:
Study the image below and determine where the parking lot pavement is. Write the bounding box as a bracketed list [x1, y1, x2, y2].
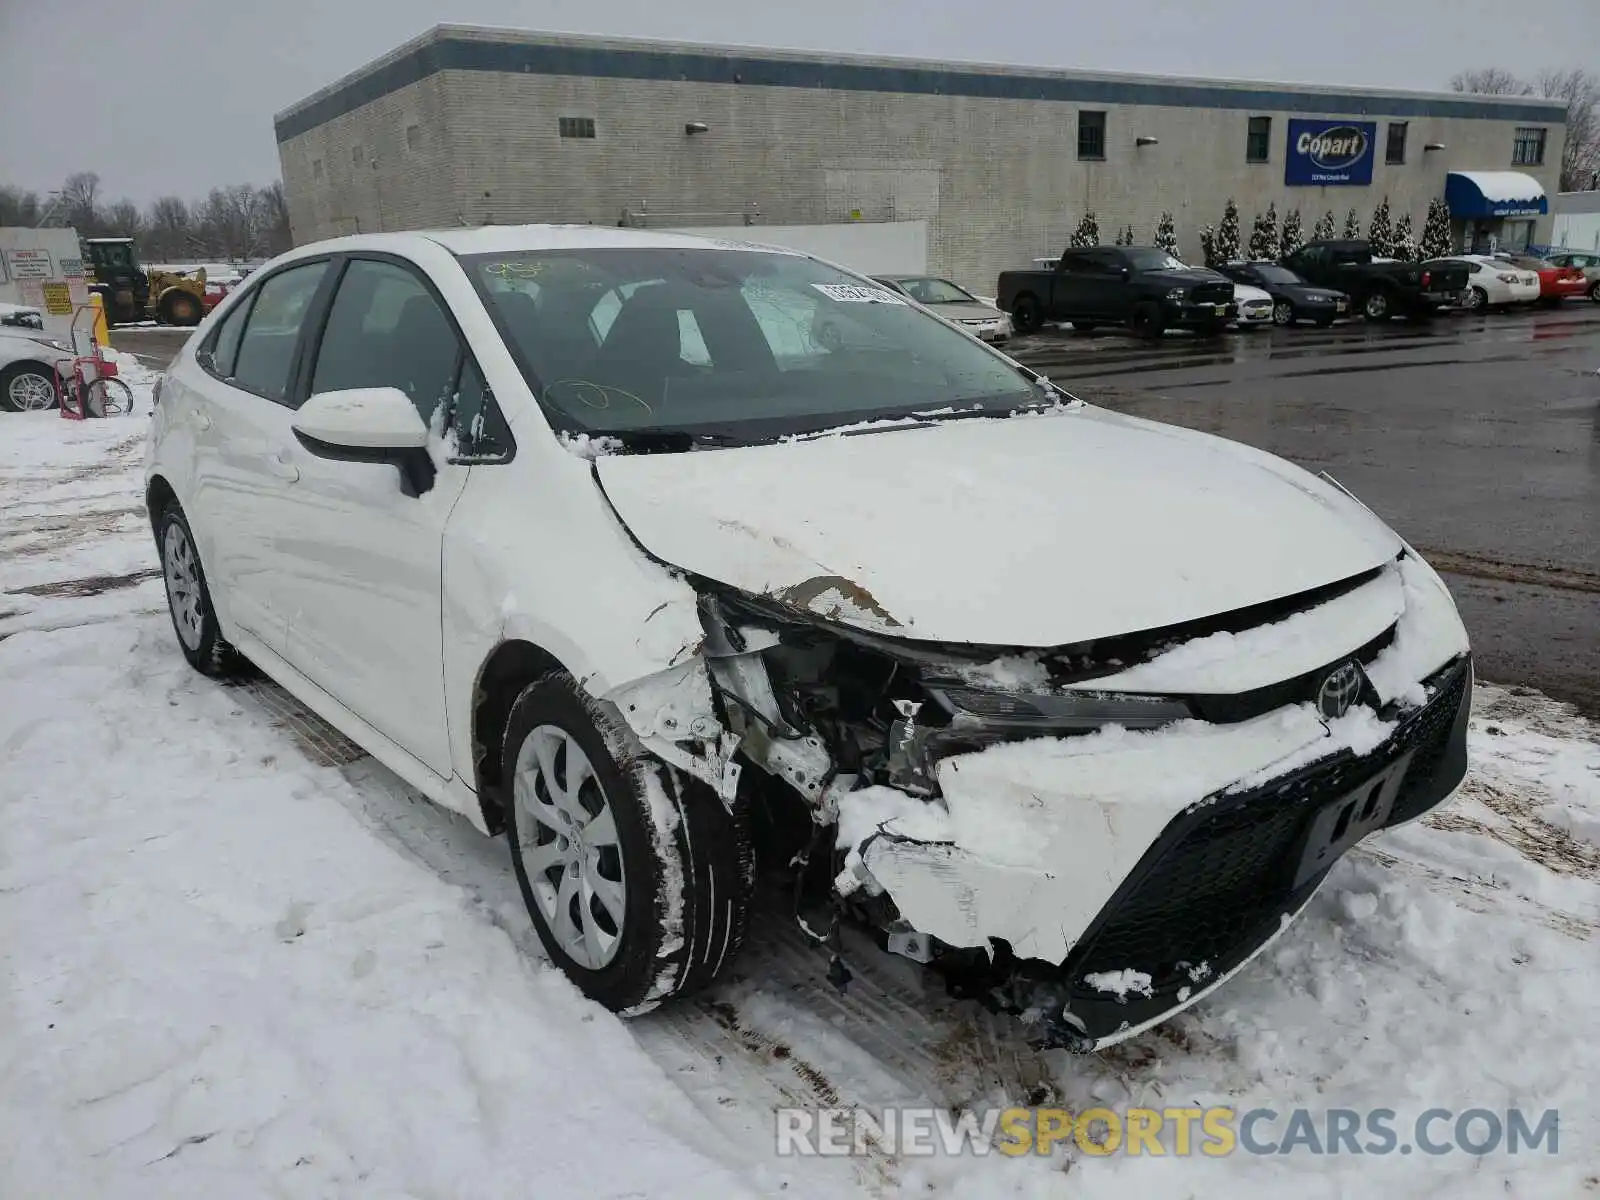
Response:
[108, 325, 190, 370]
[1012, 304, 1600, 715]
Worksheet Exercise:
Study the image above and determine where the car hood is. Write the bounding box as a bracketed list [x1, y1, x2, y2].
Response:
[593, 407, 1402, 647]
[1232, 284, 1273, 303]
[926, 300, 1004, 321]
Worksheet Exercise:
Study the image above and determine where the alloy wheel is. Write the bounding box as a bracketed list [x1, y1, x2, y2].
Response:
[1273, 302, 1293, 326]
[161, 523, 205, 651]
[8, 370, 56, 412]
[514, 725, 627, 970]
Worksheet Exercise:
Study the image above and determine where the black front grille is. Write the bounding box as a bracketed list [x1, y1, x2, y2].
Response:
[1189, 624, 1395, 725]
[1064, 657, 1470, 1002]
[1191, 282, 1234, 305]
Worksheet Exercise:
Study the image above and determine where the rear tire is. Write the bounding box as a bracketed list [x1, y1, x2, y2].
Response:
[1465, 286, 1488, 311]
[156, 501, 239, 677]
[1362, 291, 1391, 321]
[1588, 281, 1600, 304]
[1010, 294, 1043, 335]
[504, 672, 752, 1013]
[0, 363, 59, 413]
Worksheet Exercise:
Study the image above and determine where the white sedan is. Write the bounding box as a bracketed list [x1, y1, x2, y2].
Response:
[0, 324, 68, 413]
[145, 226, 1473, 1050]
[1447, 255, 1541, 309]
[1229, 281, 1277, 327]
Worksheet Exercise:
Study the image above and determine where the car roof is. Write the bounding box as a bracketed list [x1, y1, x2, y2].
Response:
[314, 224, 807, 258]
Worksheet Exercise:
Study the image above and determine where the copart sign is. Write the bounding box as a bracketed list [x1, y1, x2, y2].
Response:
[1285, 119, 1377, 186]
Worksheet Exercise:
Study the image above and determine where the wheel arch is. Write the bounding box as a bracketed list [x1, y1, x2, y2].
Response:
[146, 474, 179, 533]
[471, 638, 571, 834]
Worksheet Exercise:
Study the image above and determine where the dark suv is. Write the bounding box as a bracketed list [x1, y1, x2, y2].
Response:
[997, 246, 1236, 338]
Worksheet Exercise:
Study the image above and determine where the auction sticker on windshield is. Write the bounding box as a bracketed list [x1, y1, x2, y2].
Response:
[812, 283, 906, 304]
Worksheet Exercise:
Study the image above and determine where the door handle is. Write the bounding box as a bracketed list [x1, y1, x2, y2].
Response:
[190, 407, 212, 430]
[267, 452, 300, 482]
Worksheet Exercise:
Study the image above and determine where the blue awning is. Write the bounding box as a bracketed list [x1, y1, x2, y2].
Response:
[1446, 171, 1548, 219]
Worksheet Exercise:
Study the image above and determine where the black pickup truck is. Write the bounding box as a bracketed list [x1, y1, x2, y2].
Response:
[996, 246, 1236, 338]
[1280, 240, 1468, 322]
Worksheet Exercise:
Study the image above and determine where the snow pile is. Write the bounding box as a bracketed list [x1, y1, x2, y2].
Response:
[2, 362, 1597, 1198]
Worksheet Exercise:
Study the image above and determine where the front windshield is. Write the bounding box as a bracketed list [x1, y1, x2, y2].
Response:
[463, 248, 1041, 442]
[894, 277, 976, 305]
[1252, 264, 1304, 285]
[1122, 248, 1189, 272]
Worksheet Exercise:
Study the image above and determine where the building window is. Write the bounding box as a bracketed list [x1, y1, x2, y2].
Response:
[352, 144, 364, 165]
[1512, 126, 1546, 165]
[1246, 116, 1271, 163]
[405, 123, 422, 152]
[559, 116, 596, 140]
[311, 159, 324, 182]
[1386, 122, 1408, 164]
[1077, 111, 1106, 160]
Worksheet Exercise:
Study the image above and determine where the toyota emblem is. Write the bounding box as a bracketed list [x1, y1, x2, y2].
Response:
[1316, 662, 1364, 720]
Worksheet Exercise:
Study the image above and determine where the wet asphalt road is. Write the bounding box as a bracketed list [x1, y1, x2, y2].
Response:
[1009, 305, 1600, 715]
[111, 305, 1600, 713]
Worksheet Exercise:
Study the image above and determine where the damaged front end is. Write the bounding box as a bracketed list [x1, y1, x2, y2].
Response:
[604, 552, 1472, 1051]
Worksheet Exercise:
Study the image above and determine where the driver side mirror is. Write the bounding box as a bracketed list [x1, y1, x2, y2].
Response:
[291, 387, 436, 497]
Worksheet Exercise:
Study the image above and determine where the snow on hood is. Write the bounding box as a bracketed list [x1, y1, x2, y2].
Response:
[594, 406, 1402, 647]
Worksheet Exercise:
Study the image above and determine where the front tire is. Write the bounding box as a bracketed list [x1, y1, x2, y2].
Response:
[1589, 280, 1600, 304]
[504, 673, 751, 1012]
[1272, 301, 1295, 326]
[159, 290, 203, 327]
[1130, 302, 1165, 339]
[157, 502, 238, 676]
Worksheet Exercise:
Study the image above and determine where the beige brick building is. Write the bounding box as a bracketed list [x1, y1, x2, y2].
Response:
[276, 26, 1566, 289]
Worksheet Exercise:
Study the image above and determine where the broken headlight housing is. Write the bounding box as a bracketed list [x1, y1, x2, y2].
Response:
[702, 586, 1193, 801]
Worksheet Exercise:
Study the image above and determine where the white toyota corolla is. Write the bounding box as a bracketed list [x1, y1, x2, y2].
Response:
[145, 226, 1472, 1049]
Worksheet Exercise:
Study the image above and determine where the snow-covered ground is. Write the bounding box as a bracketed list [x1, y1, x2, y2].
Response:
[2, 359, 1596, 1197]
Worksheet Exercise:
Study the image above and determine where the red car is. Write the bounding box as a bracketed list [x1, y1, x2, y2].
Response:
[1498, 254, 1590, 305]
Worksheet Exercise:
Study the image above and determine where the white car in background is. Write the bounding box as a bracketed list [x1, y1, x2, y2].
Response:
[871, 275, 1011, 342]
[1229, 281, 1276, 327]
[144, 226, 1473, 1051]
[1447, 255, 1540, 310]
[0, 323, 68, 413]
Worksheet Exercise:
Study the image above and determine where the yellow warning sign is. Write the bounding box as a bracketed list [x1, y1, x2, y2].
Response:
[42, 281, 73, 315]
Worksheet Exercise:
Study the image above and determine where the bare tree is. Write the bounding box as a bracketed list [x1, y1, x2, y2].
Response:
[145, 196, 192, 259]
[105, 198, 143, 238]
[0, 185, 43, 227]
[1453, 66, 1600, 191]
[1449, 68, 1533, 96]
[1537, 68, 1600, 191]
[56, 171, 102, 231]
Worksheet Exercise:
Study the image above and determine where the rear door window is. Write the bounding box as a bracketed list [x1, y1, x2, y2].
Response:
[230, 262, 328, 403]
[205, 296, 252, 377]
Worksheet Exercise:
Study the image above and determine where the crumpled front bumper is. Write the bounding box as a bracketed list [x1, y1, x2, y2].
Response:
[836, 577, 1472, 1049]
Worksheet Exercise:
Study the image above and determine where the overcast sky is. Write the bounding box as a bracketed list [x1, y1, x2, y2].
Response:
[3, 0, 1595, 204]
